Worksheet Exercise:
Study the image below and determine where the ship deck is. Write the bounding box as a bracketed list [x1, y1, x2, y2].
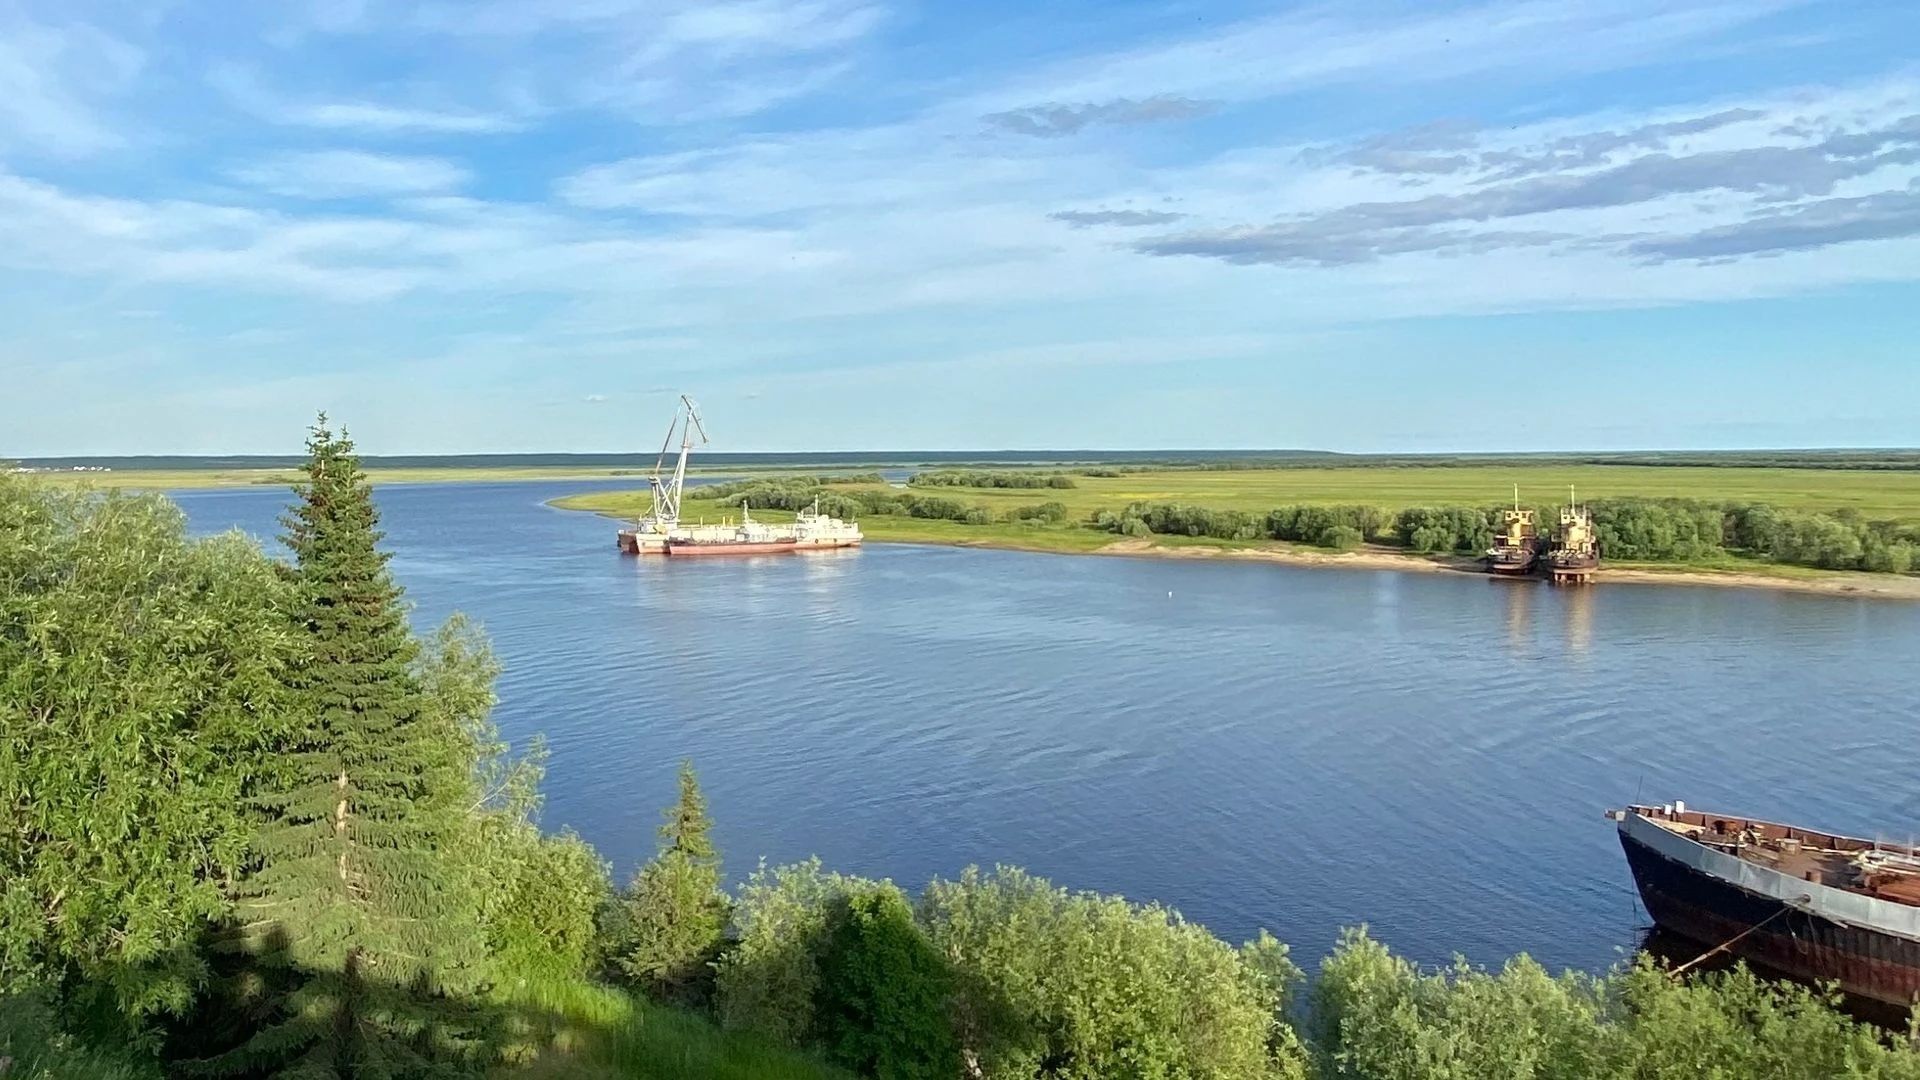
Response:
[1638, 808, 1920, 907]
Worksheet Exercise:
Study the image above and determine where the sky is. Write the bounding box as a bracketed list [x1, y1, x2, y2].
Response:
[3, 0, 1919, 455]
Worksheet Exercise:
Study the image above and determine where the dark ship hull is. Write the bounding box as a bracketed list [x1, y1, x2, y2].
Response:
[1487, 547, 1540, 576]
[1548, 553, 1599, 583]
[1614, 804, 1920, 1006]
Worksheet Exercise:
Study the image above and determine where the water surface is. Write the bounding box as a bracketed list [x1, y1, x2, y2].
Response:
[174, 480, 1920, 974]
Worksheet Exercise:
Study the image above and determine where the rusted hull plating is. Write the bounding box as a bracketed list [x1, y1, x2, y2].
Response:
[1620, 825, 1920, 1006]
[1549, 555, 1599, 584]
[1488, 550, 1539, 576]
[665, 540, 801, 556]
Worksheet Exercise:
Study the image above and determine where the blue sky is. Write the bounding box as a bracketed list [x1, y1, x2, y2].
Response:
[3, 0, 1919, 454]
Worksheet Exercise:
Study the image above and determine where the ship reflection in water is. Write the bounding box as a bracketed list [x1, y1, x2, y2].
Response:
[1499, 581, 1593, 655]
[1564, 585, 1593, 655]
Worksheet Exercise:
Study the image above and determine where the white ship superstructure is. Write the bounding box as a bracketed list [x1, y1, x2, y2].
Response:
[617, 400, 863, 556]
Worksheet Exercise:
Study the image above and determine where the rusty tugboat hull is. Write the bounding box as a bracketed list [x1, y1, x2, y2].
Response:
[1487, 548, 1541, 577]
[1611, 803, 1920, 1006]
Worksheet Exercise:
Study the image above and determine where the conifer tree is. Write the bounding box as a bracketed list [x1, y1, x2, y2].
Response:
[206, 416, 487, 1078]
[614, 761, 729, 1003]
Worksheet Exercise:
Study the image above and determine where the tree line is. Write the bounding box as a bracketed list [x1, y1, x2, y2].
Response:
[692, 480, 1069, 528]
[9, 428, 1920, 1079]
[1094, 498, 1919, 572]
[908, 471, 1077, 489]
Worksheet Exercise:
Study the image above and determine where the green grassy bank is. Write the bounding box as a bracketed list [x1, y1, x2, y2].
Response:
[556, 466, 1916, 550]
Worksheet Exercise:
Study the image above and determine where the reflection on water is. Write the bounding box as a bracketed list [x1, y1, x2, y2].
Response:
[171, 481, 1920, 980]
[1502, 579, 1533, 650]
[1564, 585, 1593, 656]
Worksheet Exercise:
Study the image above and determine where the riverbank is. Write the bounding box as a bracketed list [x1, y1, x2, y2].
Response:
[550, 491, 1920, 601]
[1083, 538, 1920, 600]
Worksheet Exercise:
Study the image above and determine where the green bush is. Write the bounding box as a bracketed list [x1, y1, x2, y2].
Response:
[1098, 502, 1262, 541]
[0, 992, 159, 1080]
[0, 478, 299, 1019]
[910, 471, 1076, 490]
[1323, 525, 1365, 552]
[715, 860, 891, 1048]
[613, 763, 730, 1005]
[919, 866, 1305, 1080]
[1393, 506, 1494, 554]
[1009, 502, 1069, 525]
[1266, 505, 1388, 546]
[1311, 927, 1920, 1080]
[815, 888, 957, 1080]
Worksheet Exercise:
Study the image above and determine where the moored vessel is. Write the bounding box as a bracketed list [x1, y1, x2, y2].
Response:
[618, 394, 709, 554]
[1487, 488, 1542, 577]
[1610, 802, 1920, 1006]
[613, 403, 863, 557]
[1548, 486, 1600, 584]
[792, 497, 863, 550]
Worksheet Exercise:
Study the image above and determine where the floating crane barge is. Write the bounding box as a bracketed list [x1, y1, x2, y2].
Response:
[616, 396, 862, 557]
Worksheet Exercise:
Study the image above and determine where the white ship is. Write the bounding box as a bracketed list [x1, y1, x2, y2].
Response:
[617, 398, 863, 556]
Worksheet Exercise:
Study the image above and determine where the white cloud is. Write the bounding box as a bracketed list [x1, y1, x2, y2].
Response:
[291, 101, 523, 134]
[0, 11, 142, 154]
[972, 0, 1810, 115]
[232, 150, 472, 198]
[207, 65, 525, 134]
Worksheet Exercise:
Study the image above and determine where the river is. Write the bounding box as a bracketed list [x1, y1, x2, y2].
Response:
[173, 479, 1920, 976]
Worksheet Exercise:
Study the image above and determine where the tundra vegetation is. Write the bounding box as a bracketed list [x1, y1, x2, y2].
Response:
[8, 431, 1920, 1079]
[557, 463, 1920, 578]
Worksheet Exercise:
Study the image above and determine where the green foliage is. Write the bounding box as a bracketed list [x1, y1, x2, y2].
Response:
[1311, 927, 1920, 1080]
[435, 621, 611, 988]
[613, 763, 729, 1005]
[919, 866, 1305, 1080]
[1393, 506, 1496, 554]
[910, 471, 1076, 490]
[814, 888, 957, 1080]
[1008, 502, 1070, 525]
[1097, 502, 1264, 541]
[0, 476, 297, 1021]
[210, 416, 492, 1077]
[0, 991, 161, 1080]
[498, 977, 852, 1080]
[1589, 498, 1724, 561]
[714, 860, 889, 1048]
[1265, 505, 1389, 547]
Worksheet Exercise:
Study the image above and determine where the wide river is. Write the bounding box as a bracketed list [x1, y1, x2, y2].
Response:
[175, 480, 1920, 975]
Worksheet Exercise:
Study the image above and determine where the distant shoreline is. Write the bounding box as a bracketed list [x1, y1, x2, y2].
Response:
[550, 493, 1920, 602]
[1071, 538, 1920, 601]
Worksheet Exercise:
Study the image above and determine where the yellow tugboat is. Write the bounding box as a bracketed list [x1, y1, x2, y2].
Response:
[1487, 487, 1542, 578]
[1548, 486, 1600, 585]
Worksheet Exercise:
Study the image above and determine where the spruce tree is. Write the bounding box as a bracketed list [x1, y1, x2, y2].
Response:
[614, 761, 728, 1003]
[207, 416, 487, 1078]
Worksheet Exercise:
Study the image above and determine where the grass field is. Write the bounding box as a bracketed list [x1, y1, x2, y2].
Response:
[32, 461, 1920, 515]
[555, 464, 1920, 534]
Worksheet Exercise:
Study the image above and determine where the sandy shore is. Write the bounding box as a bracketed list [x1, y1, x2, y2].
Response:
[1075, 538, 1920, 601]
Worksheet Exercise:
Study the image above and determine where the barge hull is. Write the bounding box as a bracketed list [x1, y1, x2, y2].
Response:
[666, 541, 800, 556]
[1620, 825, 1920, 1006]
